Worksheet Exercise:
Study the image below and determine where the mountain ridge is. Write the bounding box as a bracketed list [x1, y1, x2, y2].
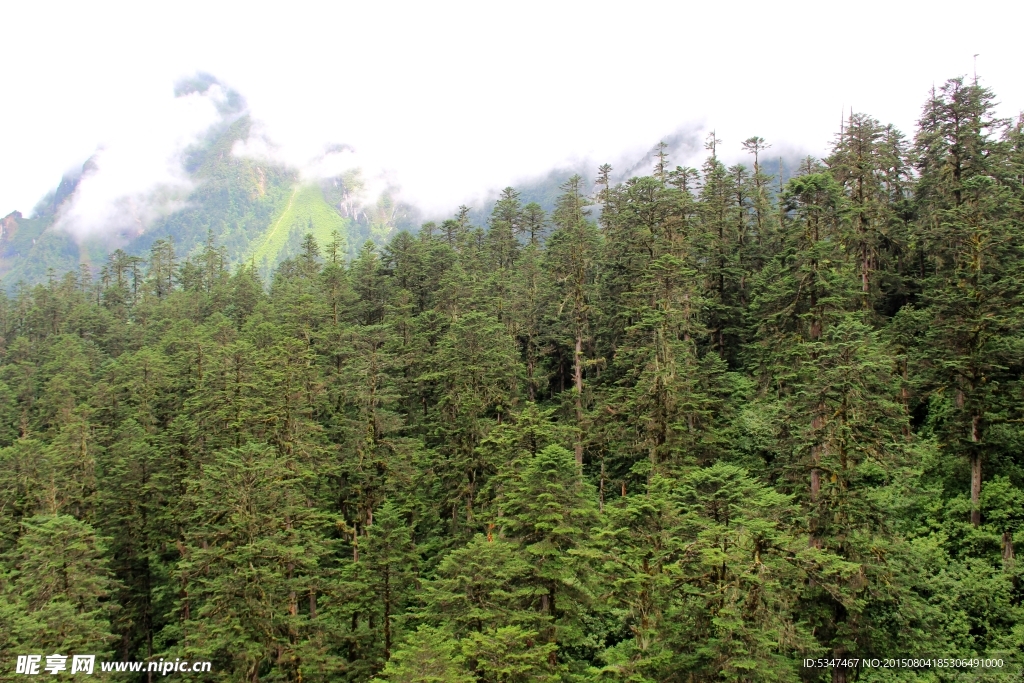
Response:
[0, 113, 393, 290]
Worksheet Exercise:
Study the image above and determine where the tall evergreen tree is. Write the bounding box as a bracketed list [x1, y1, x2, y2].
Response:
[546, 176, 600, 465]
[497, 444, 599, 667]
[912, 77, 1024, 528]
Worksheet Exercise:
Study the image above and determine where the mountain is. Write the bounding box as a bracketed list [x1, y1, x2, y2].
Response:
[0, 84, 420, 290]
[1, 76, 799, 292]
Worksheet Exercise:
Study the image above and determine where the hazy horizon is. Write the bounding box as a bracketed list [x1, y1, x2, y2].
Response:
[3, 0, 1022, 232]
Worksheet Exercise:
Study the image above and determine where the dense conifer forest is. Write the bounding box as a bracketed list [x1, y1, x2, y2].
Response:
[1, 77, 1023, 682]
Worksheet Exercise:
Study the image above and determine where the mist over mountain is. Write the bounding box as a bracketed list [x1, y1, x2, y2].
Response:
[0, 74, 811, 291]
[0, 76, 414, 287]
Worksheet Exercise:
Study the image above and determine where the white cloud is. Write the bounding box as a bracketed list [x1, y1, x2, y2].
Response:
[1, 0, 1022, 222]
[52, 86, 224, 240]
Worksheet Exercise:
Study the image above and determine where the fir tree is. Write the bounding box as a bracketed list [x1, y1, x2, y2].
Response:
[912, 77, 1024, 528]
[546, 176, 600, 466]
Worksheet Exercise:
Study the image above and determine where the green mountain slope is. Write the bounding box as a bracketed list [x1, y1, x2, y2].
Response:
[249, 183, 350, 279]
[129, 116, 302, 265]
[0, 114, 359, 290]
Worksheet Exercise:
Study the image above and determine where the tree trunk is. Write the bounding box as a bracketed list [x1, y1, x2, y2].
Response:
[1002, 531, 1015, 566]
[901, 361, 911, 437]
[862, 248, 870, 296]
[383, 570, 392, 659]
[970, 453, 982, 527]
[527, 352, 536, 402]
[810, 409, 823, 548]
[573, 333, 584, 465]
[810, 411, 822, 501]
[543, 588, 558, 667]
[971, 412, 981, 527]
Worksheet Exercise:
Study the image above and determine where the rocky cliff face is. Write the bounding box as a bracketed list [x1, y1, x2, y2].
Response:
[0, 211, 21, 244]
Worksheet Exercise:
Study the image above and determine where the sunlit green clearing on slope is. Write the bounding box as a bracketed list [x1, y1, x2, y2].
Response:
[249, 183, 349, 273]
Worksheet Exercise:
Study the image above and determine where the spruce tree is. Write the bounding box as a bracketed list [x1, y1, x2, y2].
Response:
[546, 176, 600, 466]
[2, 514, 119, 656]
[912, 77, 1023, 528]
[497, 444, 599, 666]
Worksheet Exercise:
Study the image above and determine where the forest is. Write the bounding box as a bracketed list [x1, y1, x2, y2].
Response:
[1, 77, 1022, 682]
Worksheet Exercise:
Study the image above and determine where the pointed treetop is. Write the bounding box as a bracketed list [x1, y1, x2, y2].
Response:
[705, 131, 721, 158]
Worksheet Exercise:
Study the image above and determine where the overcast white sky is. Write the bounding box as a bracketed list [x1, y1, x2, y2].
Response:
[1, 0, 1022, 221]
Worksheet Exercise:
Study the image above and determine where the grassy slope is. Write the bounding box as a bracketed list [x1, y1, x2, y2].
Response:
[0, 119, 358, 290]
[249, 183, 350, 278]
[134, 117, 299, 264]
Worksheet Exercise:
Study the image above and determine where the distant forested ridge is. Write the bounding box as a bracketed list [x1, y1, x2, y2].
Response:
[0, 97, 422, 290]
[1, 77, 1023, 682]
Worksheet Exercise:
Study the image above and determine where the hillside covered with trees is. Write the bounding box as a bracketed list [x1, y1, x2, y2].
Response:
[1, 77, 1022, 682]
[0, 76, 423, 290]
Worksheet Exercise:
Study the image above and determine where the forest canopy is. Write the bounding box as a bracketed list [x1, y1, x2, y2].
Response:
[1, 77, 1022, 682]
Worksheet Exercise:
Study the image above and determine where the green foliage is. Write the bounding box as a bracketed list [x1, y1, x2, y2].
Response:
[371, 626, 474, 683]
[0, 514, 119, 659]
[250, 184, 352, 281]
[0, 77, 1022, 683]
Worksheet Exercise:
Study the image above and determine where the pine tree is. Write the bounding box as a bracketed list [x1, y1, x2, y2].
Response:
[2, 514, 119, 656]
[487, 188, 522, 271]
[167, 443, 337, 681]
[546, 176, 600, 466]
[497, 444, 599, 665]
[520, 203, 548, 247]
[370, 626, 474, 683]
[696, 135, 746, 360]
[912, 77, 1023, 528]
[363, 501, 418, 662]
[486, 188, 523, 327]
[146, 238, 177, 299]
[827, 113, 912, 315]
[506, 245, 545, 402]
[425, 312, 520, 533]
[422, 534, 538, 636]
[740, 136, 775, 251]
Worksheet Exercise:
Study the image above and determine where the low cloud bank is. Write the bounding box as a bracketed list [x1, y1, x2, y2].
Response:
[49, 76, 232, 241]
